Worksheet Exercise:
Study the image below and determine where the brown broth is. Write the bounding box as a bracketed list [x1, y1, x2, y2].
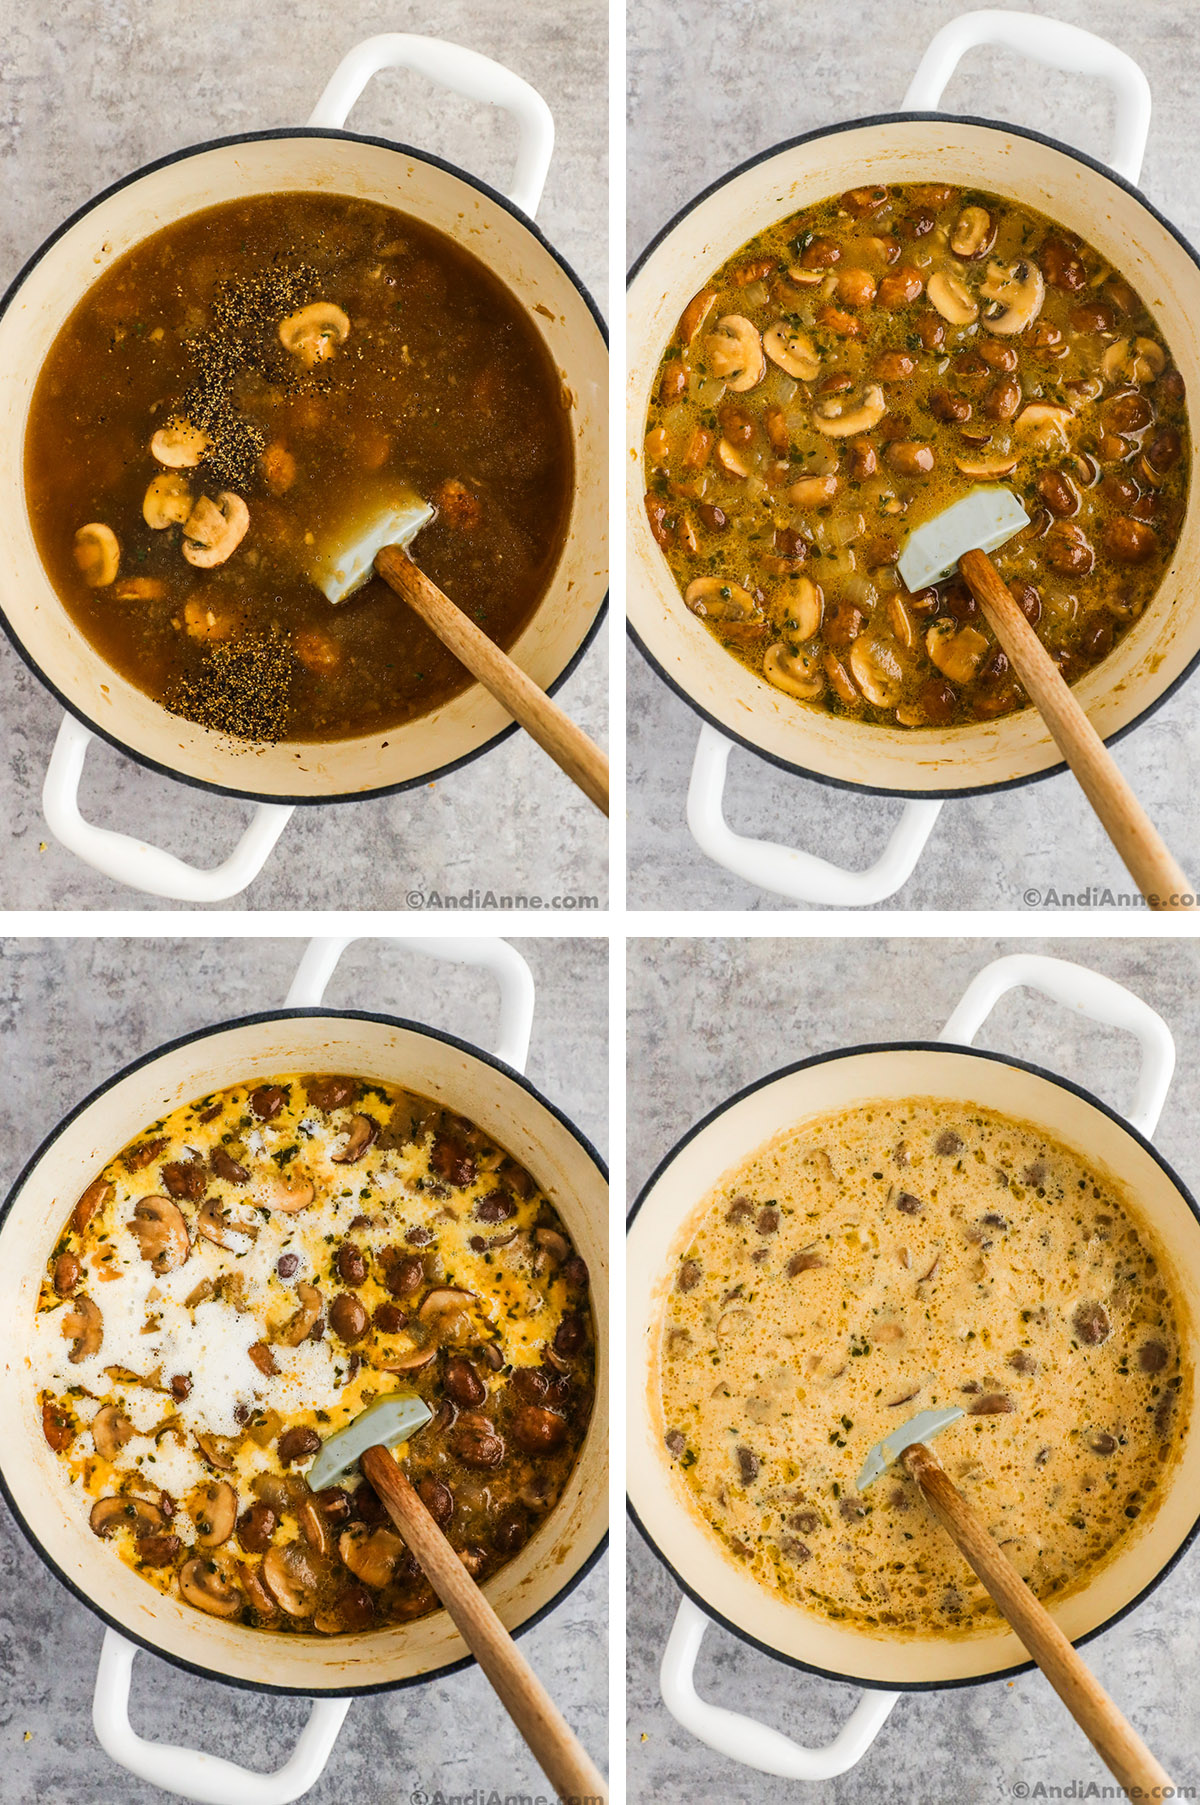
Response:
[26, 193, 574, 743]
[644, 183, 1189, 729]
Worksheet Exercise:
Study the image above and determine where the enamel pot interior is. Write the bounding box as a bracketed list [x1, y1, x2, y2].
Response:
[627, 116, 1200, 796]
[0, 131, 608, 803]
[0, 1010, 608, 1694]
[627, 1045, 1200, 1687]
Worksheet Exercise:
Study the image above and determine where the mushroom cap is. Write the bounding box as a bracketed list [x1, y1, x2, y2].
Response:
[812, 383, 886, 438]
[683, 577, 760, 622]
[338, 1525, 404, 1589]
[90, 1494, 165, 1539]
[772, 575, 823, 642]
[278, 302, 352, 367]
[704, 315, 766, 391]
[763, 321, 820, 381]
[980, 258, 1045, 334]
[179, 1556, 243, 1618]
[926, 270, 979, 326]
[143, 471, 193, 530]
[331, 1114, 379, 1165]
[151, 419, 210, 468]
[950, 205, 995, 260]
[763, 643, 824, 701]
[92, 1403, 136, 1461]
[73, 524, 120, 588]
[129, 1195, 190, 1274]
[262, 1542, 320, 1616]
[849, 635, 909, 708]
[182, 492, 249, 570]
[196, 1196, 260, 1250]
[62, 1295, 103, 1362]
[276, 1280, 323, 1348]
[258, 1171, 316, 1213]
[189, 1479, 238, 1548]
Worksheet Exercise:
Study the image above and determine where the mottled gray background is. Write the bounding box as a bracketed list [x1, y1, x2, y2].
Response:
[0, 0, 608, 910]
[0, 935, 607, 1803]
[626, 0, 1200, 910]
[627, 934, 1200, 1800]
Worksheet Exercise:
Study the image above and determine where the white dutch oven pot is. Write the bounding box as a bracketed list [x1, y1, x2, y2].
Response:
[0, 35, 608, 902]
[0, 935, 609, 1803]
[627, 953, 1200, 1782]
[626, 11, 1200, 906]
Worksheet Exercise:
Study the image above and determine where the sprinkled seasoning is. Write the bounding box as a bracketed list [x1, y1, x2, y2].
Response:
[168, 633, 294, 743]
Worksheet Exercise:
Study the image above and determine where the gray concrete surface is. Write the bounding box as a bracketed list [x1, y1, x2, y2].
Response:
[0, 0, 608, 910]
[627, 934, 1200, 1801]
[627, 0, 1200, 910]
[0, 935, 607, 1804]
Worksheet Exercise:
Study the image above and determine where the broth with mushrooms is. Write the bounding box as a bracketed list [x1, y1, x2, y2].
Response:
[26, 192, 574, 744]
[35, 1073, 594, 1635]
[643, 183, 1189, 729]
[656, 1098, 1188, 1637]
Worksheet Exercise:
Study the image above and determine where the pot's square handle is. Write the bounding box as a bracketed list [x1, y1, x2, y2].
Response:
[904, 8, 1151, 183]
[43, 714, 293, 904]
[93, 1629, 350, 1805]
[940, 951, 1175, 1137]
[287, 934, 535, 1075]
[686, 722, 943, 907]
[308, 33, 554, 219]
[660, 1594, 899, 1779]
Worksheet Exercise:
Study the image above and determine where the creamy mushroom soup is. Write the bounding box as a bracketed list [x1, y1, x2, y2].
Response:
[656, 1098, 1188, 1637]
[643, 183, 1188, 728]
[35, 1074, 594, 1634]
[25, 192, 574, 743]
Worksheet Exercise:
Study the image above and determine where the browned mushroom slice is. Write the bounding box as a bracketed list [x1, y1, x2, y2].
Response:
[248, 1341, 279, 1377]
[92, 1403, 136, 1461]
[62, 1296, 103, 1362]
[189, 1479, 238, 1548]
[236, 1559, 279, 1619]
[276, 1281, 324, 1348]
[179, 1557, 243, 1618]
[373, 1335, 437, 1373]
[129, 1195, 190, 1273]
[262, 1542, 321, 1616]
[195, 1432, 240, 1472]
[299, 1497, 330, 1557]
[42, 1399, 76, 1453]
[210, 1147, 250, 1185]
[53, 1253, 82, 1296]
[259, 1172, 317, 1213]
[331, 1114, 379, 1164]
[196, 1196, 260, 1250]
[90, 1494, 166, 1539]
[417, 1287, 476, 1345]
[73, 1177, 114, 1234]
[314, 1582, 375, 1635]
[338, 1524, 405, 1588]
[533, 1227, 570, 1263]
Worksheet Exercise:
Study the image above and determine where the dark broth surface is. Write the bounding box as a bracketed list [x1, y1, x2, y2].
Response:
[644, 183, 1189, 729]
[26, 192, 574, 743]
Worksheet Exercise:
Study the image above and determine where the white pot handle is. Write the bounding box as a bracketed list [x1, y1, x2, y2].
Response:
[660, 1594, 899, 1780]
[93, 1629, 351, 1805]
[286, 934, 535, 1075]
[42, 714, 294, 904]
[308, 33, 554, 219]
[686, 722, 943, 907]
[940, 951, 1175, 1137]
[903, 8, 1151, 184]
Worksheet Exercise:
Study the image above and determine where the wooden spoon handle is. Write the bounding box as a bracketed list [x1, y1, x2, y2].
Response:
[902, 1442, 1172, 1796]
[375, 545, 609, 815]
[361, 1446, 607, 1803]
[958, 548, 1192, 910]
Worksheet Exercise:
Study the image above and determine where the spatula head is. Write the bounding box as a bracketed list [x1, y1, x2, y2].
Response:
[307, 1391, 433, 1491]
[898, 487, 1030, 592]
[310, 483, 434, 604]
[856, 1405, 965, 1491]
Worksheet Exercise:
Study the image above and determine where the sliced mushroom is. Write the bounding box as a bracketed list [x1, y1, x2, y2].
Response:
[62, 1296, 103, 1363]
[278, 302, 351, 368]
[331, 1114, 378, 1165]
[763, 321, 820, 381]
[338, 1524, 405, 1589]
[259, 1172, 316, 1213]
[197, 1196, 260, 1250]
[374, 1337, 438, 1373]
[43, 1399, 77, 1455]
[955, 452, 1019, 480]
[980, 259, 1045, 334]
[1015, 402, 1073, 447]
[260, 1542, 320, 1616]
[179, 1556, 243, 1618]
[773, 575, 823, 641]
[950, 205, 995, 260]
[276, 1281, 323, 1348]
[143, 471, 193, 530]
[850, 634, 908, 707]
[73, 1177, 114, 1235]
[73, 524, 119, 588]
[704, 316, 765, 391]
[236, 1560, 279, 1619]
[189, 1479, 238, 1548]
[195, 1433, 239, 1471]
[300, 1497, 330, 1557]
[684, 577, 760, 621]
[926, 270, 978, 325]
[1101, 336, 1165, 384]
[926, 619, 989, 684]
[788, 473, 838, 508]
[182, 493, 249, 569]
[714, 438, 750, 478]
[151, 419, 209, 467]
[129, 1195, 190, 1274]
[90, 1494, 164, 1539]
[812, 383, 886, 438]
[763, 643, 824, 700]
[92, 1404, 135, 1461]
